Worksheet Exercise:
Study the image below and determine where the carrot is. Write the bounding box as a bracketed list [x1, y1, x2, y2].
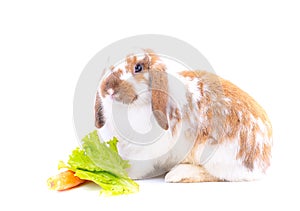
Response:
[47, 170, 86, 191]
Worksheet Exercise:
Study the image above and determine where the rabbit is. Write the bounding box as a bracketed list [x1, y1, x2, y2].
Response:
[94, 49, 272, 182]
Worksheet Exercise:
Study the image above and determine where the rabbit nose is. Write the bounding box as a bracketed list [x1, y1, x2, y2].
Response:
[107, 88, 114, 96]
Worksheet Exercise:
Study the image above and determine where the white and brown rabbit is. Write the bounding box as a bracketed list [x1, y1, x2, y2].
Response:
[94, 49, 272, 182]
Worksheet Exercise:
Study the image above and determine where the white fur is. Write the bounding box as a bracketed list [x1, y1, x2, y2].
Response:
[119, 71, 131, 81]
[237, 110, 243, 119]
[99, 92, 181, 178]
[167, 74, 188, 109]
[165, 164, 207, 182]
[127, 104, 152, 134]
[97, 95, 114, 142]
[198, 141, 265, 181]
[97, 54, 271, 181]
[190, 113, 271, 181]
[131, 73, 151, 105]
[117, 122, 175, 161]
[224, 97, 231, 102]
[188, 78, 202, 103]
[107, 88, 114, 95]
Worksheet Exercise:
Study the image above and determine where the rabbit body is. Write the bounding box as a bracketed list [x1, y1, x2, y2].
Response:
[95, 50, 272, 182]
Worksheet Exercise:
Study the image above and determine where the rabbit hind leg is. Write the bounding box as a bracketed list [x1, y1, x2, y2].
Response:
[165, 163, 223, 183]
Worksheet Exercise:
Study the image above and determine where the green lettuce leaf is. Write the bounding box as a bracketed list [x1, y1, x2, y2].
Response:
[106, 136, 119, 153]
[81, 130, 130, 178]
[75, 170, 139, 196]
[67, 147, 102, 172]
[60, 130, 139, 195]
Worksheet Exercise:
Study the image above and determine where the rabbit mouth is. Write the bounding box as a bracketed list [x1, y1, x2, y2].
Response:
[111, 91, 138, 105]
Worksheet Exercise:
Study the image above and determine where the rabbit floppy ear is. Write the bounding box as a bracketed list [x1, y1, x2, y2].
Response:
[149, 64, 169, 130]
[94, 91, 105, 128]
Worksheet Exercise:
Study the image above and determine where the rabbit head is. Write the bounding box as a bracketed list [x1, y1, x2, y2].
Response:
[95, 49, 170, 131]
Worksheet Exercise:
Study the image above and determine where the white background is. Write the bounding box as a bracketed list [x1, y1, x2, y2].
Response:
[1, 0, 299, 210]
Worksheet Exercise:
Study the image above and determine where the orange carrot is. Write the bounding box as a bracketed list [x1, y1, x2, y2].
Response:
[47, 170, 86, 191]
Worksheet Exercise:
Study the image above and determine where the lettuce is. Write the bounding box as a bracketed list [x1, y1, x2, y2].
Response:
[75, 170, 139, 196]
[81, 131, 130, 177]
[59, 130, 139, 195]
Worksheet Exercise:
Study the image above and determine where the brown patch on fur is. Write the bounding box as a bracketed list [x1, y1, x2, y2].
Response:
[244, 146, 260, 170]
[221, 79, 271, 124]
[114, 68, 123, 77]
[199, 81, 204, 97]
[184, 127, 211, 165]
[185, 91, 194, 111]
[150, 69, 169, 130]
[207, 108, 213, 120]
[125, 55, 137, 74]
[125, 53, 151, 74]
[100, 71, 121, 97]
[125, 52, 272, 172]
[126, 49, 164, 73]
[261, 144, 271, 171]
[179, 70, 199, 79]
[238, 126, 260, 170]
[100, 68, 137, 104]
[169, 107, 181, 136]
[140, 54, 151, 70]
[263, 121, 273, 142]
[124, 50, 169, 129]
[94, 91, 105, 128]
[238, 123, 271, 171]
[115, 80, 138, 104]
[124, 51, 169, 130]
[179, 70, 272, 172]
[221, 78, 272, 171]
[237, 128, 247, 156]
[134, 73, 147, 83]
[144, 49, 160, 67]
[225, 109, 240, 139]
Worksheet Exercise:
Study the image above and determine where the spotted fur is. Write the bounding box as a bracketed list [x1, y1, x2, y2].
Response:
[95, 49, 272, 181]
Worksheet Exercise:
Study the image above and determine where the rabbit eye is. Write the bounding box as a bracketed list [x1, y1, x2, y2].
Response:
[134, 63, 143, 73]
